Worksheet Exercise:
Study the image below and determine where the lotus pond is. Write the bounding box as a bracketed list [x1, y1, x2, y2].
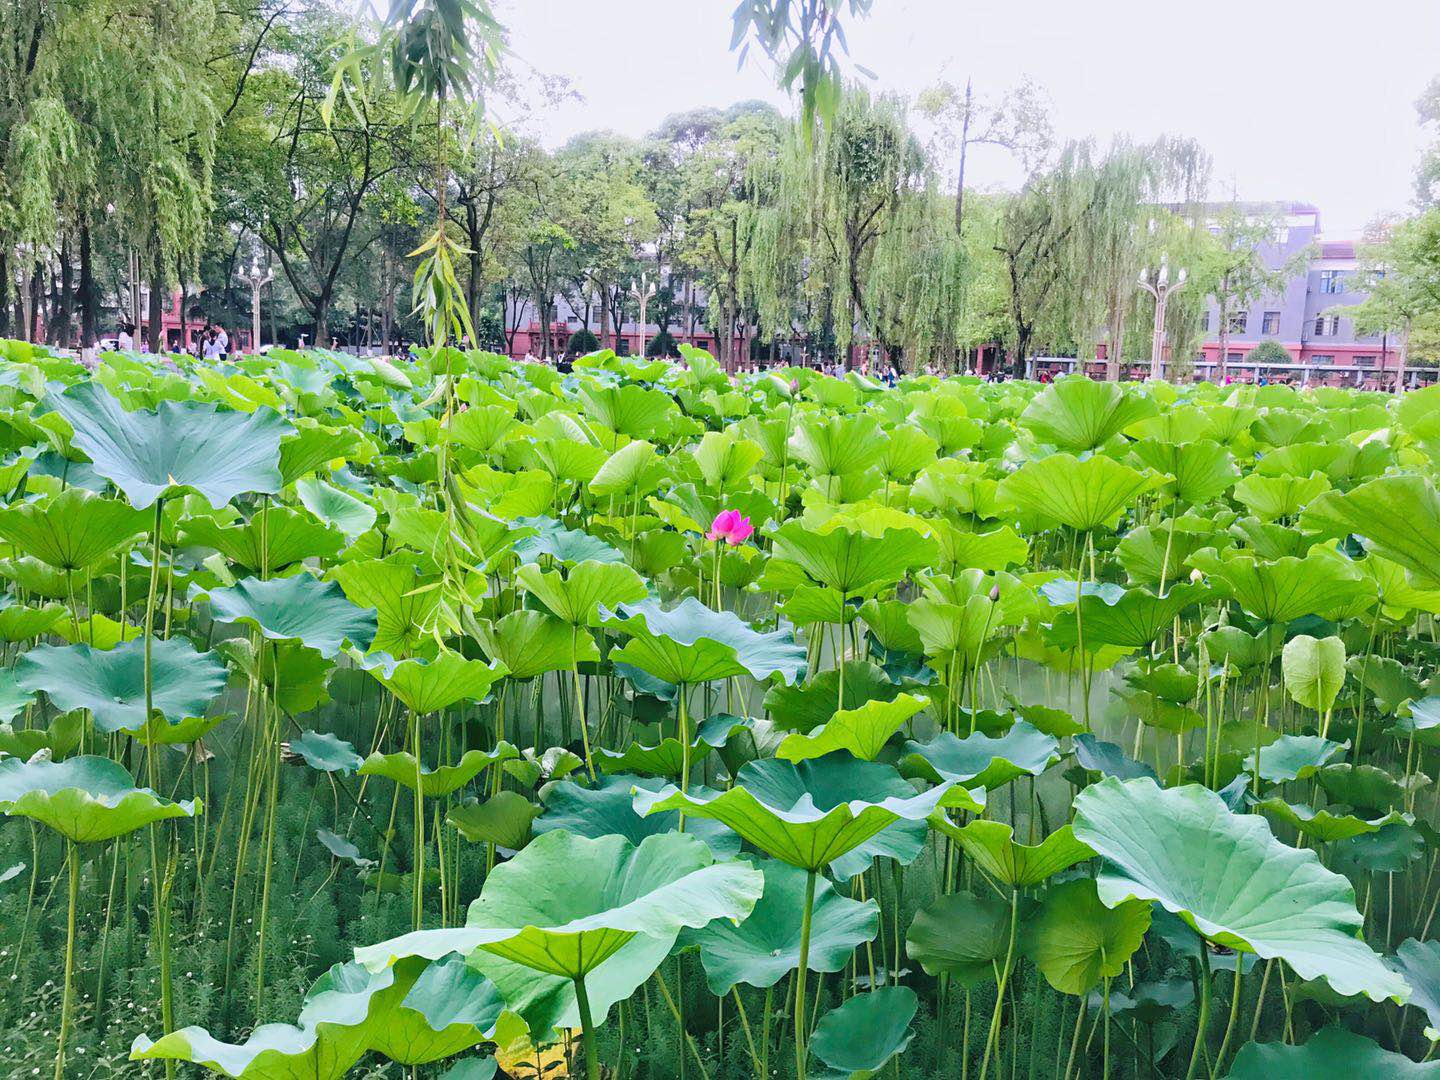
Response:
[1, 343, 1439, 1079]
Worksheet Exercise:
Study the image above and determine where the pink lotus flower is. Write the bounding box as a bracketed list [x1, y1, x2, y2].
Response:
[707, 509, 754, 546]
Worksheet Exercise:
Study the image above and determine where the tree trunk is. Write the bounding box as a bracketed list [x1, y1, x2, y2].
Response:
[599, 280, 611, 353]
[0, 253, 9, 338]
[54, 238, 74, 347]
[1216, 294, 1230, 384]
[78, 224, 97, 348]
[1397, 318, 1410, 393]
[954, 78, 972, 237]
[147, 252, 164, 353]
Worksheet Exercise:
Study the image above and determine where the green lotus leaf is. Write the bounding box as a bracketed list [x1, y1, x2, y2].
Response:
[1130, 438, 1239, 505]
[515, 559, 646, 627]
[1233, 471, 1330, 521]
[776, 693, 929, 762]
[330, 557, 440, 658]
[277, 422, 364, 486]
[0, 667, 35, 723]
[1243, 734, 1348, 783]
[789, 412, 885, 478]
[289, 731, 364, 774]
[932, 523, 1029, 573]
[1316, 763, 1406, 811]
[0, 487, 148, 570]
[1333, 821, 1425, 873]
[317, 828, 374, 867]
[180, 505, 346, 572]
[1190, 547, 1369, 625]
[1071, 733, 1158, 781]
[51, 382, 287, 508]
[1019, 377, 1157, 452]
[0, 754, 200, 842]
[578, 383, 676, 441]
[1046, 582, 1209, 650]
[900, 721, 1059, 790]
[446, 792, 539, 850]
[1393, 939, 1440, 1042]
[928, 819, 1093, 888]
[1221, 1025, 1440, 1079]
[0, 597, 67, 642]
[770, 520, 935, 596]
[601, 597, 807, 686]
[588, 438, 668, 497]
[683, 858, 878, 995]
[998, 454, 1163, 533]
[218, 637, 333, 715]
[535, 773, 741, 859]
[633, 754, 977, 871]
[118, 711, 225, 745]
[808, 986, 918, 1078]
[765, 662, 903, 733]
[296, 476, 377, 539]
[356, 831, 763, 1039]
[1024, 877, 1151, 996]
[1347, 654, 1424, 716]
[473, 610, 599, 680]
[1258, 799, 1410, 843]
[209, 574, 377, 658]
[512, 515, 624, 564]
[360, 744, 518, 797]
[1303, 475, 1440, 591]
[16, 636, 227, 734]
[593, 714, 748, 778]
[1281, 635, 1347, 713]
[502, 745, 587, 789]
[1115, 524, 1217, 588]
[905, 890, 1012, 985]
[375, 650, 508, 714]
[1072, 777, 1407, 1002]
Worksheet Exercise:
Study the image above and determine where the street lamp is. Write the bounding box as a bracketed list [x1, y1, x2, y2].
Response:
[238, 257, 274, 354]
[1137, 260, 1187, 381]
[629, 272, 657, 359]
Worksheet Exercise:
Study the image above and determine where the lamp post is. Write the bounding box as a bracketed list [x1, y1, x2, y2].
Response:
[629, 272, 656, 359]
[1137, 260, 1187, 381]
[238, 258, 274, 354]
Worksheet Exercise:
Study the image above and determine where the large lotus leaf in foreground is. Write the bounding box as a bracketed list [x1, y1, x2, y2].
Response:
[1303, 474, 1440, 591]
[1221, 1025, 1440, 1079]
[601, 596, 807, 685]
[49, 382, 288, 508]
[0, 755, 200, 842]
[0, 486, 149, 571]
[354, 831, 763, 1038]
[684, 858, 879, 994]
[634, 753, 978, 871]
[900, 721, 1059, 790]
[16, 636, 227, 734]
[208, 574, 377, 658]
[132, 954, 503, 1076]
[1071, 777, 1407, 1002]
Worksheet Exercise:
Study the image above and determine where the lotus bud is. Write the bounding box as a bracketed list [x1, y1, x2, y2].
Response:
[1189, 568, 1204, 584]
[988, 584, 1001, 602]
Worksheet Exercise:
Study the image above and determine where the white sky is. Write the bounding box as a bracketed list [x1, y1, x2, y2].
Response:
[496, 0, 1440, 238]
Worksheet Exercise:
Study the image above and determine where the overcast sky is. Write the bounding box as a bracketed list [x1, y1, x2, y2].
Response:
[496, 0, 1439, 237]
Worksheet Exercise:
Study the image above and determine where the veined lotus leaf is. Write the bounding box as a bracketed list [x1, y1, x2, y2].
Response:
[1190, 548, 1369, 625]
[1333, 822, 1425, 873]
[51, 382, 287, 509]
[16, 636, 227, 734]
[0, 487, 148, 570]
[514, 559, 646, 627]
[473, 610, 599, 680]
[1258, 799, 1411, 843]
[789, 412, 885, 478]
[219, 637, 332, 715]
[877, 424, 939, 481]
[375, 651, 508, 714]
[535, 773, 741, 859]
[1071, 777, 1408, 1002]
[1316, 763, 1406, 811]
[1398, 696, 1440, 743]
[633, 753, 978, 871]
[289, 731, 364, 774]
[359, 744, 518, 797]
[446, 792, 540, 850]
[355, 831, 763, 1038]
[858, 599, 925, 655]
[502, 745, 586, 789]
[1045, 582, 1209, 650]
[594, 715, 748, 777]
[1221, 1025, 1440, 1079]
[1025, 877, 1151, 996]
[330, 557, 440, 658]
[1003, 695, 1085, 738]
[929, 819, 1093, 888]
[905, 891, 1011, 985]
[118, 711, 224, 745]
[764, 662, 902, 733]
[296, 476, 377, 539]
[1130, 438, 1238, 506]
[577, 382, 676, 441]
[1116, 525, 1217, 588]
[999, 453, 1162, 533]
[770, 520, 935, 596]
[1243, 734, 1348, 783]
[588, 439, 667, 498]
[317, 829, 375, 868]
[55, 611, 142, 649]
[277, 423, 364, 486]
[512, 515, 624, 564]
[0, 667, 34, 723]
[1347, 654, 1423, 716]
[447, 403, 521, 458]
[900, 721, 1059, 790]
[776, 694, 929, 762]
[1233, 471, 1330, 521]
[932, 523, 1029, 573]
[1303, 475, 1440, 591]
[209, 575, 377, 658]
[683, 858, 879, 995]
[180, 506, 345, 572]
[0, 755, 200, 842]
[808, 986, 918, 1078]
[1393, 939, 1440, 1042]
[601, 597, 807, 685]
[0, 597, 66, 642]
[1280, 635, 1346, 713]
[1019, 377, 1157, 452]
[359, 953, 507, 1065]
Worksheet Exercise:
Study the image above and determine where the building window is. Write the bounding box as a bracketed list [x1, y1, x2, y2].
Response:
[1261, 311, 1281, 335]
[1320, 270, 1343, 294]
[1313, 315, 1340, 337]
[1353, 355, 1377, 366]
[1227, 351, 1245, 362]
[1200, 310, 1211, 332]
[1227, 311, 1247, 333]
[1310, 354, 1335, 365]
